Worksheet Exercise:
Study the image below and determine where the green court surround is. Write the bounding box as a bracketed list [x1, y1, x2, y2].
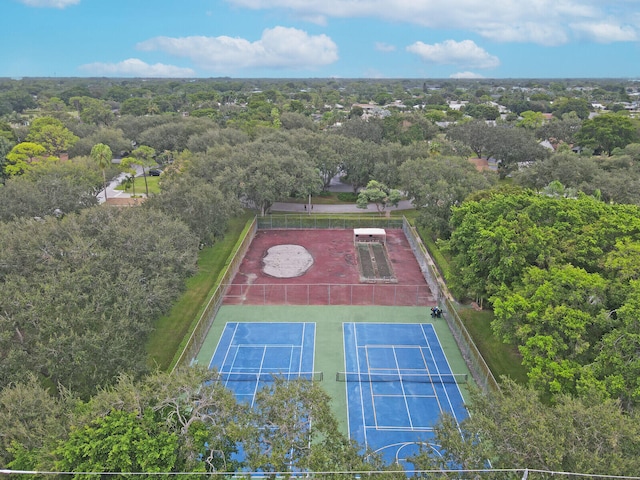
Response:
[196, 305, 473, 435]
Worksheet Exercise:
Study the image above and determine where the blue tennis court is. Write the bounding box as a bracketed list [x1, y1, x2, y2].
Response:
[209, 322, 316, 405]
[343, 323, 468, 466]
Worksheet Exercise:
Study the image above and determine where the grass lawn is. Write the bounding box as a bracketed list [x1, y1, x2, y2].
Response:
[285, 191, 358, 205]
[457, 307, 528, 384]
[146, 212, 254, 370]
[115, 175, 161, 196]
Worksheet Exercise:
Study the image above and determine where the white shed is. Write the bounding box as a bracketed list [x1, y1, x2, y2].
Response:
[353, 228, 386, 245]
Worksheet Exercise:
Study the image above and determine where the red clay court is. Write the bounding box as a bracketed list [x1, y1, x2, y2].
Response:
[223, 229, 435, 306]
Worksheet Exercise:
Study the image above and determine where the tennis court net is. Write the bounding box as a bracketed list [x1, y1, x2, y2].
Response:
[214, 371, 324, 382]
[335, 371, 467, 384]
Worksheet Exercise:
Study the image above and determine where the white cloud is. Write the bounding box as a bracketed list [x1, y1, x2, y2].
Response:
[19, 0, 79, 7]
[78, 58, 195, 78]
[224, 0, 638, 45]
[450, 71, 485, 79]
[477, 22, 569, 46]
[375, 42, 396, 52]
[407, 40, 500, 69]
[570, 21, 638, 42]
[137, 27, 338, 72]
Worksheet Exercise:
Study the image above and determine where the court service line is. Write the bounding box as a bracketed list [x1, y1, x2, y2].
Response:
[285, 344, 294, 380]
[215, 322, 240, 372]
[298, 323, 306, 378]
[342, 323, 352, 441]
[250, 345, 268, 408]
[392, 346, 414, 430]
[353, 324, 369, 449]
[364, 344, 380, 431]
[420, 324, 463, 423]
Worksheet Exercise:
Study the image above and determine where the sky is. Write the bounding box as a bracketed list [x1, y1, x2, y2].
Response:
[2, 0, 640, 79]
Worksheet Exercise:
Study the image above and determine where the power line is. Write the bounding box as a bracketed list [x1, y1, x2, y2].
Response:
[2, 469, 640, 479]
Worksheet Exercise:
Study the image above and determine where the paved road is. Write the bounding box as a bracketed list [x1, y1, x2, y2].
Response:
[271, 199, 414, 213]
[97, 166, 143, 204]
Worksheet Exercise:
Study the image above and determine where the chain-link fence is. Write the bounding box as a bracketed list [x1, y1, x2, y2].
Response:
[402, 217, 499, 393]
[222, 283, 434, 306]
[171, 217, 258, 372]
[258, 214, 403, 229]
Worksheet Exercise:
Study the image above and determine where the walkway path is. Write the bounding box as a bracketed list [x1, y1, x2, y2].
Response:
[271, 199, 414, 213]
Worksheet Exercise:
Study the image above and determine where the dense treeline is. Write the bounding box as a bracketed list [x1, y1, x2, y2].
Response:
[1, 368, 399, 476]
[445, 190, 640, 407]
[0, 207, 199, 398]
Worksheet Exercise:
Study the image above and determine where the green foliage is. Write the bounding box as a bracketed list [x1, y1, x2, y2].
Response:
[575, 112, 639, 155]
[399, 155, 496, 238]
[90, 143, 113, 200]
[552, 97, 591, 120]
[356, 179, 401, 214]
[2, 367, 376, 475]
[5, 141, 48, 175]
[337, 192, 358, 202]
[491, 265, 608, 396]
[446, 189, 640, 404]
[422, 379, 640, 476]
[55, 410, 180, 477]
[0, 208, 199, 398]
[0, 160, 101, 221]
[26, 116, 79, 156]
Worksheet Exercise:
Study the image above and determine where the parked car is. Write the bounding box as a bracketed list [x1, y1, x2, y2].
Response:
[148, 168, 163, 176]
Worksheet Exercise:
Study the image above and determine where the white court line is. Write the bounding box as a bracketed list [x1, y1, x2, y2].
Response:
[250, 345, 268, 407]
[342, 323, 352, 440]
[420, 324, 465, 424]
[393, 346, 414, 430]
[216, 322, 240, 373]
[298, 323, 306, 378]
[353, 324, 369, 449]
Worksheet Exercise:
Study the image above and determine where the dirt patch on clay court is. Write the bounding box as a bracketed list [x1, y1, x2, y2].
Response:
[263, 244, 314, 278]
[225, 229, 434, 305]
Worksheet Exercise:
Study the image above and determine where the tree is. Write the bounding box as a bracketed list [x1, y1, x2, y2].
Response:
[144, 175, 242, 246]
[0, 161, 101, 221]
[491, 265, 608, 397]
[535, 112, 582, 145]
[0, 375, 70, 468]
[446, 119, 492, 158]
[517, 110, 545, 130]
[0, 207, 199, 399]
[552, 97, 591, 120]
[4, 142, 47, 175]
[69, 96, 114, 126]
[90, 143, 113, 201]
[333, 135, 377, 193]
[589, 280, 640, 409]
[575, 113, 639, 156]
[55, 410, 180, 477]
[484, 126, 549, 178]
[25, 117, 79, 157]
[513, 151, 600, 195]
[287, 130, 341, 190]
[428, 379, 640, 476]
[122, 145, 156, 197]
[463, 103, 500, 120]
[0, 136, 15, 181]
[244, 378, 358, 473]
[399, 155, 495, 239]
[146, 367, 249, 472]
[356, 179, 402, 215]
[228, 136, 321, 216]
